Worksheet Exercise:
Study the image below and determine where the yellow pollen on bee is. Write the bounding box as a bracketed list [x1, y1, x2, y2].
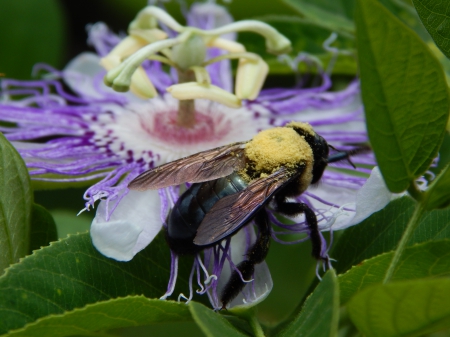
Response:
[286, 121, 315, 136]
[245, 127, 314, 173]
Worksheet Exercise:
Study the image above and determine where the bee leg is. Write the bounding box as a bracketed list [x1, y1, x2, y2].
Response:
[220, 210, 271, 309]
[274, 199, 328, 264]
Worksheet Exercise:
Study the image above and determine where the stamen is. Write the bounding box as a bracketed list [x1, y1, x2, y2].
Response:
[196, 254, 217, 286]
[178, 261, 195, 304]
[160, 251, 179, 300]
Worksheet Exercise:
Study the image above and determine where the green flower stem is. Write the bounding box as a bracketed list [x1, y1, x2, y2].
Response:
[177, 69, 196, 128]
[248, 314, 265, 337]
[232, 307, 265, 337]
[382, 200, 425, 283]
[407, 181, 424, 202]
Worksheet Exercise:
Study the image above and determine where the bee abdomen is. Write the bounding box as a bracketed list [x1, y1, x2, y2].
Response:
[167, 172, 247, 255]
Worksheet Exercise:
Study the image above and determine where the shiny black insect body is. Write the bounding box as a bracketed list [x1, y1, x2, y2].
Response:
[129, 122, 358, 309]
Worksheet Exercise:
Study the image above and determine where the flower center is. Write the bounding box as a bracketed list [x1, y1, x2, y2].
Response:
[143, 109, 230, 145]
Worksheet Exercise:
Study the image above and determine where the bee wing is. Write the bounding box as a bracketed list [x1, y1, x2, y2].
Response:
[194, 167, 302, 246]
[128, 142, 247, 190]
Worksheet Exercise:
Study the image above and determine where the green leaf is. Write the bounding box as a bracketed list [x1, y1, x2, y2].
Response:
[424, 164, 450, 210]
[6, 296, 191, 337]
[348, 278, 450, 337]
[0, 0, 65, 79]
[282, 0, 355, 37]
[332, 196, 450, 274]
[332, 197, 415, 274]
[189, 302, 248, 337]
[277, 270, 339, 337]
[413, 0, 450, 59]
[339, 240, 450, 304]
[0, 133, 32, 274]
[356, 0, 450, 192]
[0, 232, 192, 334]
[29, 204, 57, 253]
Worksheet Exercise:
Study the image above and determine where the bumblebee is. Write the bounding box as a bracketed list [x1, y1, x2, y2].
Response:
[129, 122, 359, 309]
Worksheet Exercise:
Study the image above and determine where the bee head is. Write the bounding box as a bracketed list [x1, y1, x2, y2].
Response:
[285, 122, 329, 184]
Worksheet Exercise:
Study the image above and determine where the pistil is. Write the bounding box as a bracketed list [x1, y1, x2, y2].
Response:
[176, 69, 196, 128]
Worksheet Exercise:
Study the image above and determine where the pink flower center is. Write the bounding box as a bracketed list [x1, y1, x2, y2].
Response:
[143, 109, 230, 145]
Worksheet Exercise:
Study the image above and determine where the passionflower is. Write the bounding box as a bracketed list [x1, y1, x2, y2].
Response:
[0, 2, 380, 309]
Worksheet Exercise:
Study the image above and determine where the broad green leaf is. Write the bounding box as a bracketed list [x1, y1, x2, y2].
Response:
[29, 204, 57, 253]
[0, 232, 192, 334]
[278, 270, 339, 337]
[348, 278, 450, 337]
[0, 133, 32, 274]
[413, 0, 450, 59]
[339, 240, 450, 304]
[332, 197, 415, 274]
[6, 296, 191, 337]
[189, 302, 248, 337]
[332, 196, 450, 274]
[282, 0, 355, 37]
[423, 164, 450, 210]
[356, 0, 450, 192]
[0, 0, 65, 79]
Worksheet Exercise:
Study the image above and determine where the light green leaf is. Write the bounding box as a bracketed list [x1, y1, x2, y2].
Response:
[356, 0, 450, 192]
[0, 0, 65, 79]
[348, 278, 450, 337]
[0, 133, 32, 274]
[189, 302, 248, 337]
[282, 0, 355, 37]
[332, 196, 450, 274]
[29, 204, 57, 253]
[413, 0, 450, 59]
[0, 232, 192, 334]
[339, 240, 450, 304]
[277, 270, 339, 337]
[6, 296, 191, 337]
[424, 164, 450, 210]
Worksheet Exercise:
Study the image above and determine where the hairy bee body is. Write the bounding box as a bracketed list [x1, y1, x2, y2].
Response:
[167, 172, 247, 255]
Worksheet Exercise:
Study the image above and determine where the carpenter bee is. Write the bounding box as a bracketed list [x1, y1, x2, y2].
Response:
[129, 122, 361, 309]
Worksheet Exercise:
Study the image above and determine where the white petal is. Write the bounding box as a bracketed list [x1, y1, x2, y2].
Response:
[63, 52, 145, 103]
[214, 226, 273, 309]
[90, 189, 162, 261]
[332, 167, 395, 230]
[63, 52, 107, 99]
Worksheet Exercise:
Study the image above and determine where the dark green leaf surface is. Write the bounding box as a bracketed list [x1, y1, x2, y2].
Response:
[0, 232, 191, 334]
[278, 270, 339, 337]
[413, 0, 450, 58]
[7, 297, 191, 337]
[0, 0, 65, 79]
[356, 0, 449, 192]
[339, 240, 450, 304]
[348, 278, 450, 337]
[332, 197, 415, 274]
[332, 196, 450, 274]
[424, 164, 450, 209]
[0, 133, 32, 274]
[189, 302, 247, 337]
[29, 204, 57, 253]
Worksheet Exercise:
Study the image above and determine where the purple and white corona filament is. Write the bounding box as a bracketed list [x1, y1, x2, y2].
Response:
[0, 3, 388, 309]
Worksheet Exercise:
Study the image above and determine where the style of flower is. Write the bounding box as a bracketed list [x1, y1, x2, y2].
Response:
[0, 3, 383, 309]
